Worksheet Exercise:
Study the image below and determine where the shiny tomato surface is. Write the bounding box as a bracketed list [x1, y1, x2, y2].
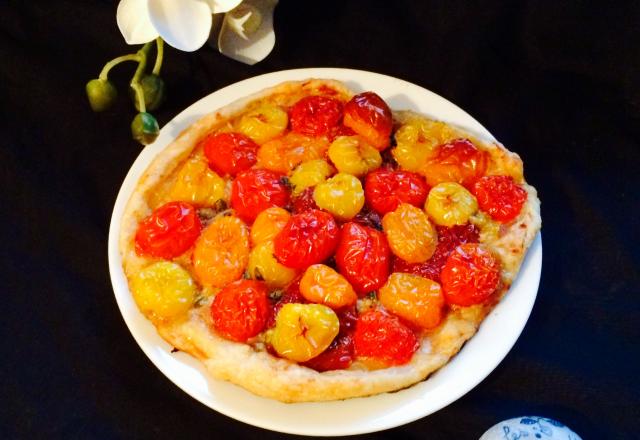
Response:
[203, 132, 258, 177]
[211, 279, 269, 342]
[354, 309, 419, 366]
[472, 175, 527, 223]
[343, 92, 393, 150]
[289, 95, 344, 136]
[364, 168, 429, 214]
[231, 168, 290, 222]
[441, 243, 500, 306]
[273, 209, 340, 269]
[335, 222, 390, 295]
[135, 201, 201, 259]
[422, 138, 487, 186]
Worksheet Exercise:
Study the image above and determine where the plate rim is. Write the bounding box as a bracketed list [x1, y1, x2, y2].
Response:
[108, 68, 542, 436]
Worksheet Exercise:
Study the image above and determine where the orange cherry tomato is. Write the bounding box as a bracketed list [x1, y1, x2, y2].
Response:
[231, 169, 290, 223]
[354, 309, 419, 366]
[441, 243, 500, 306]
[335, 222, 390, 295]
[211, 279, 269, 342]
[273, 209, 340, 270]
[299, 264, 357, 309]
[364, 168, 429, 215]
[378, 273, 444, 329]
[289, 95, 344, 137]
[135, 201, 201, 259]
[421, 138, 487, 187]
[202, 132, 258, 177]
[343, 92, 393, 150]
[472, 175, 528, 223]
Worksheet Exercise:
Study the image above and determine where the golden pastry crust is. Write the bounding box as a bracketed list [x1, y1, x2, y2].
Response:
[119, 79, 541, 402]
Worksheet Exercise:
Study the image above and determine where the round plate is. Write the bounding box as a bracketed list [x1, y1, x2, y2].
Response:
[108, 68, 542, 436]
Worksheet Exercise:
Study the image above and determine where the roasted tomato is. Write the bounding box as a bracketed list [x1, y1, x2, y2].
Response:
[343, 92, 393, 150]
[364, 168, 429, 215]
[441, 243, 500, 306]
[378, 273, 444, 329]
[273, 209, 340, 269]
[421, 139, 487, 187]
[299, 264, 357, 309]
[211, 279, 269, 342]
[354, 309, 419, 366]
[472, 175, 527, 223]
[392, 223, 479, 282]
[202, 132, 258, 177]
[291, 187, 320, 213]
[302, 306, 357, 371]
[289, 95, 344, 136]
[231, 169, 290, 222]
[135, 201, 201, 259]
[192, 215, 250, 287]
[335, 222, 390, 295]
[382, 203, 438, 263]
[257, 132, 329, 174]
[266, 277, 307, 328]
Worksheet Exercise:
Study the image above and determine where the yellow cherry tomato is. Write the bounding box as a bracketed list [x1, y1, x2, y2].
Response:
[425, 182, 478, 226]
[169, 157, 227, 207]
[131, 261, 196, 319]
[289, 159, 334, 195]
[247, 241, 297, 288]
[328, 135, 382, 176]
[237, 105, 288, 144]
[313, 173, 365, 220]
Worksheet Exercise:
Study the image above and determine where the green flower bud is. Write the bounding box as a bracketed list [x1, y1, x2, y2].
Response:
[131, 74, 165, 112]
[86, 79, 117, 112]
[131, 112, 160, 145]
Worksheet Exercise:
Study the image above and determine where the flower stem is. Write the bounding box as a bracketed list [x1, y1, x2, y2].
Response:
[99, 54, 140, 81]
[130, 42, 154, 113]
[152, 38, 164, 76]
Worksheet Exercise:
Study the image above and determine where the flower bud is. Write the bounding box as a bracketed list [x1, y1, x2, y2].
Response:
[131, 112, 159, 145]
[86, 79, 117, 112]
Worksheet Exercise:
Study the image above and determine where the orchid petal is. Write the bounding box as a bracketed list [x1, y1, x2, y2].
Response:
[218, 0, 278, 65]
[147, 0, 212, 52]
[117, 0, 159, 45]
[204, 0, 244, 14]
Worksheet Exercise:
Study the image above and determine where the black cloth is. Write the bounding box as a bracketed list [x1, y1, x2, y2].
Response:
[1, 1, 638, 438]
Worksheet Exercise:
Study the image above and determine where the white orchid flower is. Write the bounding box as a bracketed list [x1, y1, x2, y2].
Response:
[116, 0, 277, 64]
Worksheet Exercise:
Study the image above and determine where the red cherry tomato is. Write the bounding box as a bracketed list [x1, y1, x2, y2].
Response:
[472, 175, 528, 223]
[302, 306, 357, 372]
[289, 95, 343, 136]
[392, 224, 479, 282]
[343, 92, 393, 150]
[364, 168, 429, 215]
[422, 139, 487, 187]
[273, 209, 340, 269]
[202, 132, 258, 177]
[211, 279, 269, 342]
[354, 309, 419, 366]
[231, 169, 290, 222]
[441, 243, 500, 306]
[291, 187, 320, 213]
[335, 222, 390, 295]
[135, 201, 201, 259]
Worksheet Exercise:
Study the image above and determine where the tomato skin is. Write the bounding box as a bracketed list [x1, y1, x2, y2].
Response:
[335, 222, 390, 295]
[364, 168, 429, 215]
[273, 209, 340, 270]
[302, 306, 357, 372]
[392, 224, 479, 283]
[354, 309, 419, 366]
[211, 279, 269, 342]
[472, 175, 527, 223]
[343, 92, 393, 150]
[202, 132, 258, 177]
[289, 96, 344, 136]
[421, 138, 487, 187]
[291, 187, 320, 213]
[441, 243, 500, 306]
[231, 169, 290, 222]
[135, 201, 201, 259]
[266, 277, 307, 328]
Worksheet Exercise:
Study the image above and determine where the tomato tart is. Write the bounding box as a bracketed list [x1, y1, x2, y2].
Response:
[119, 79, 541, 402]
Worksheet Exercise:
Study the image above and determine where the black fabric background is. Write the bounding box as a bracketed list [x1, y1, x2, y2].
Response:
[1, 1, 639, 438]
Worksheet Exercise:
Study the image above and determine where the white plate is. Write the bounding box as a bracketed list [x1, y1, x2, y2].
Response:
[108, 68, 542, 436]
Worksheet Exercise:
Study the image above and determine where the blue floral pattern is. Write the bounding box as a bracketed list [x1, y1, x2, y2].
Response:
[479, 416, 581, 440]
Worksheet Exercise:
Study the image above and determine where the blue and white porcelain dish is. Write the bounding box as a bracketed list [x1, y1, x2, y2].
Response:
[480, 416, 582, 440]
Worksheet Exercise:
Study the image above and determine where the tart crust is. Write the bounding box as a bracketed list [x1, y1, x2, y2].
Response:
[119, 79, 541, 402]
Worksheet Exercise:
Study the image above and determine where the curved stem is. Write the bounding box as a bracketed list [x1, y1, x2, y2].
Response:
[152, 38, 164, 76]
[99, 54, 140, 80]
[130, 42, 154, 112]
